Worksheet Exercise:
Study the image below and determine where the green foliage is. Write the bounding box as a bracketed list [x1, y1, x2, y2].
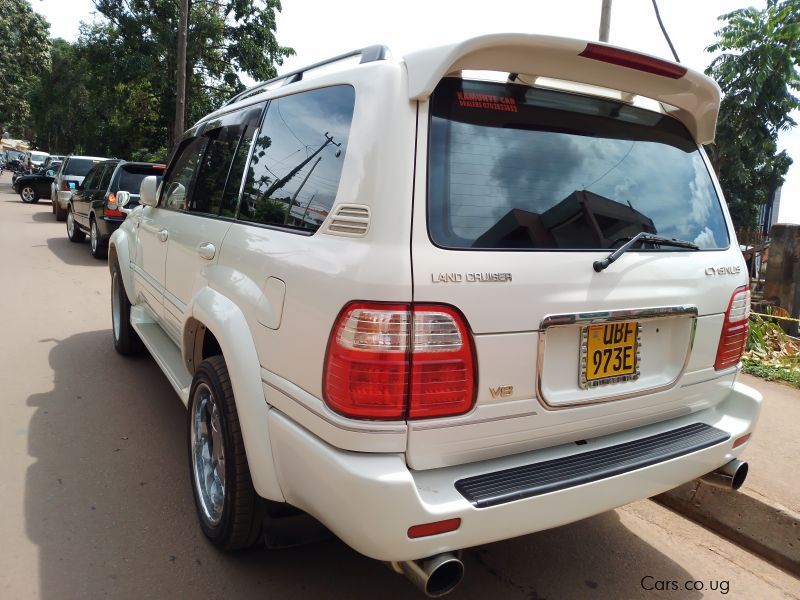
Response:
[25, 0, 293, 159]
[0, 0, 51, 137]
[742, 358, 800, 388]
[705, 0, 800, 227]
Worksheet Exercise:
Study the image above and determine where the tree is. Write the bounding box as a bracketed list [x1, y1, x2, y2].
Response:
[0, 0, 51, 138]
[706, 0, 800, 227]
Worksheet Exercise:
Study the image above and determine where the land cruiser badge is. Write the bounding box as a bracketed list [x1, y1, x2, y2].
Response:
[431, 272, 513, 283]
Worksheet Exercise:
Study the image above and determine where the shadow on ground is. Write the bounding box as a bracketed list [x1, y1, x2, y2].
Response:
[46, 236, 105, 267]
[25, 331, 701, 599]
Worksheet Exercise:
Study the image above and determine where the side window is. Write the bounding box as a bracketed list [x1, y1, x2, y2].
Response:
[189, 103, 265, 217]
[161, 137, 207, 210]
[82, 166, 102, 190]
[239, 85, 355, 232]
[98, 164, 115, 191]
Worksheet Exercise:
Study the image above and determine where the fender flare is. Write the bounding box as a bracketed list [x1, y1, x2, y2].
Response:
[109, 229, 136, 304]
[187, 286, 285, 502]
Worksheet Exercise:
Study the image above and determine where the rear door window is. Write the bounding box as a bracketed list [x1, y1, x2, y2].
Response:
[427, 78, 729, 251]
[97, 164, 116, 191]
[238, 85, 355, 232]
[160, 137, 208, 211]
[81, 166, 103, 191]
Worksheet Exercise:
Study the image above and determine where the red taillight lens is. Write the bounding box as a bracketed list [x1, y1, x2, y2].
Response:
[323, 302, 476, 420]
[714, 285, 750, 370]
[105, 193, 123, 217]
[60, 180, 70, 191]
[579, 43, 687, 79]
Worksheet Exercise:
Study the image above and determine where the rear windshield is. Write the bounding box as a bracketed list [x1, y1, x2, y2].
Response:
[428, 78, 729, 250]
[113, 164, 165, 194]
[64, 158, 99, 176]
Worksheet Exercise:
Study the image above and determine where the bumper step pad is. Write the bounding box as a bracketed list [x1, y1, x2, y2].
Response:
[455, 423, 729, 508]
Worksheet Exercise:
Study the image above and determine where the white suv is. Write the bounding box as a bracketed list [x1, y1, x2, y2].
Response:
[110, 34, 760, 596]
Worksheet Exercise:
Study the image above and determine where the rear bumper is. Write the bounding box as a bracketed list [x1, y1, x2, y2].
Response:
[268, 380, 761, 562]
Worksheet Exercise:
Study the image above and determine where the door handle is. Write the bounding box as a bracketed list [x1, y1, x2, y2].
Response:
[198, 242, 216, 260]
[158, 229, 169, 242]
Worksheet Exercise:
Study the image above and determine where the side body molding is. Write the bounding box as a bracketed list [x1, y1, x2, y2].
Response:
[109, 228, 136, 304]
[188, 286, 285, 502]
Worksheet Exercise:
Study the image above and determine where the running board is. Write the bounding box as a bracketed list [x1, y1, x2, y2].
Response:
[455, 423, 729, 508]
[130, 306, 191, 405]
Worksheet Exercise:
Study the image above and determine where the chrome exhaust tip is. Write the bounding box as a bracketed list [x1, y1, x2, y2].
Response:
[700, 458, 748, 491]
[389, 553, 465, 597]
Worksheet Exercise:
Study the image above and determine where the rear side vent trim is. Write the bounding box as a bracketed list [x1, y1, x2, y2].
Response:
[324, 204, 371, 237]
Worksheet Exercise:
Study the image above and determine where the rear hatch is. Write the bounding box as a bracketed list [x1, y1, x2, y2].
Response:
[113, 163, 165, 211]
[407, 74, 746, 469]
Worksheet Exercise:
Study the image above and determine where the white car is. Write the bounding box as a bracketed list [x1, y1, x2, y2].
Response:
[109, 34, 760, 596]
[51, 155, 110, 221]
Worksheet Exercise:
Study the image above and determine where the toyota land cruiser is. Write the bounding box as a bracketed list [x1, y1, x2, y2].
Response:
[109, 34, 761, 596]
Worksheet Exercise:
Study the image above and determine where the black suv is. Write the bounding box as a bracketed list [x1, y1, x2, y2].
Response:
[66, 160, 165, 258]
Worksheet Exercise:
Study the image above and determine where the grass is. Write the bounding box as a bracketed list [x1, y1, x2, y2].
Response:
[742, 357, 800, 388]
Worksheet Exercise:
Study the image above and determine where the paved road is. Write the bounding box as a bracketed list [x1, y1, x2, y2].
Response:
[0, 171, 796, 599]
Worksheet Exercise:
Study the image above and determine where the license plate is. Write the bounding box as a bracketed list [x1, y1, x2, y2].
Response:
[581, 322, 640, 387]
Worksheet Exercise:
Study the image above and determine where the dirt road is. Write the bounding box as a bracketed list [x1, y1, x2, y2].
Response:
[0, 171, 796, 599]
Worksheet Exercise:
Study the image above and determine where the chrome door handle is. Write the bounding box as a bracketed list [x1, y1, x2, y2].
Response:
[158, 229, 169, 242]
[198, 242, 216, 260]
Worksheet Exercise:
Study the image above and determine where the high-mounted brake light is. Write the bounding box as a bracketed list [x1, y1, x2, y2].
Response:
[579, 43, 687, 79]
[323, 302, 476, 420]
[714, 285, 750, 370]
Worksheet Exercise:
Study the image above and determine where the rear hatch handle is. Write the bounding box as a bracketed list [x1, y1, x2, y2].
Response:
[593, 232, 699, 272]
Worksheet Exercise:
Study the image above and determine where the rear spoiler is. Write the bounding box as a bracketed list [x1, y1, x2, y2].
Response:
[403, 34, 720, 144]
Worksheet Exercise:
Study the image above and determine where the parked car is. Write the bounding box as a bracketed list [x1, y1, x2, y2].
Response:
[42, 155, 65, 171]
[51, 155, 110, 221]
[66, 160, 165, 258]
[27, 150, 50, 168]
[13, 162, 61, 203]
[109, 35, 760, 596]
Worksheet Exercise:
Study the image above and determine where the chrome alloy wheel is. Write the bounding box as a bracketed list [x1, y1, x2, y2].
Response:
[111, 269, 122, 342]
[190, 383, 226, 526]
[67, 211, 76, 237]
[90, 221, 98, 253]
[21, 186, 34, 202]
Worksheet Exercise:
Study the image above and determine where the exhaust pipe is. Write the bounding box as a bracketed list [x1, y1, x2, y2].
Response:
[700, 459, 748, 490]
[389, 553, 465, 597]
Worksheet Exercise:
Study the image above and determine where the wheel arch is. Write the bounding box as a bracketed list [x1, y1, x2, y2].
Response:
[184, 287, 284, 502]
[108, 230, 136, 304]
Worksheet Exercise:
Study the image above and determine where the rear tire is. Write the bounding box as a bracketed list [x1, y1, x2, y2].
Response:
[67, 209, 86, 243]
[110, 258, 143, 356]
[54, 199, 67, 221]
[20, 186, 38, 203]
[90, 218, 108, 259]
[188, 356, 263, 550]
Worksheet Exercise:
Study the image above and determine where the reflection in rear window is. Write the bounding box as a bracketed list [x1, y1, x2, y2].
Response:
[64, 158, 97, 176]
[427, 78, 729, 250]
[114, 165, 165, 194]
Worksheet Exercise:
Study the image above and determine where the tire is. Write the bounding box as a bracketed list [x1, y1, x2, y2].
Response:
[110, 258, 143, 356]
[90, 218, 108, 259]
[66, 209, 86, 243]
[54, 198, 67, 221]
[20, 185, 38, 204]
[188, 356, 263, 550]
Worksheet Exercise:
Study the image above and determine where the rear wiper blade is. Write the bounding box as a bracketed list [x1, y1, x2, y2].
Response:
[593, 232, 699, 272]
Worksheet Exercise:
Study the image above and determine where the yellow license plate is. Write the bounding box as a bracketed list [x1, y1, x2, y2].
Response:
[584, 322, 639, 383]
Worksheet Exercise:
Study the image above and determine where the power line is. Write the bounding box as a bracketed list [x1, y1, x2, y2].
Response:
[651, 0, 681, 62]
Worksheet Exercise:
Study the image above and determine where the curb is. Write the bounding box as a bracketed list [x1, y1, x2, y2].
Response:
[654, 481, 800, 576]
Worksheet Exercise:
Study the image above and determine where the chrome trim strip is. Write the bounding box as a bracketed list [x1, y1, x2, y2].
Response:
[536, 305, 698, 410]
[408, 410, 540, 431]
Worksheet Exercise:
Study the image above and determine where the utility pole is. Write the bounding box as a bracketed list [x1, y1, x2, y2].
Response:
[174, 0, 189, 145]
[263, 132, 340, 199]
[599, 0, 612, 42]
[284, 156, 323, 225]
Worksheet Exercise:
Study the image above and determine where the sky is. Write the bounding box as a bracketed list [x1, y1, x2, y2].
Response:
[28, 0, 800, 224]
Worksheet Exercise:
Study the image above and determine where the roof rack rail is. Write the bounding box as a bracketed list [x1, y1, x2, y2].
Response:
[224, 45, 390, 107]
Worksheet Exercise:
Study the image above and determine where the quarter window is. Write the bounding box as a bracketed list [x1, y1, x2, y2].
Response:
[239, 85, 355, 232]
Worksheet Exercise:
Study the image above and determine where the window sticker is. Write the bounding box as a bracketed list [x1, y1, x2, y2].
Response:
[456, 91, 517, 112]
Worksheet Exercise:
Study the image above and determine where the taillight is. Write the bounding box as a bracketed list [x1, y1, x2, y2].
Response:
[579, 43, 687, 79]
[105, 193, 124, 217]
[714, 285, 750, 370]
[323, 302, 476, 420]
[60, 180, 70, 191]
